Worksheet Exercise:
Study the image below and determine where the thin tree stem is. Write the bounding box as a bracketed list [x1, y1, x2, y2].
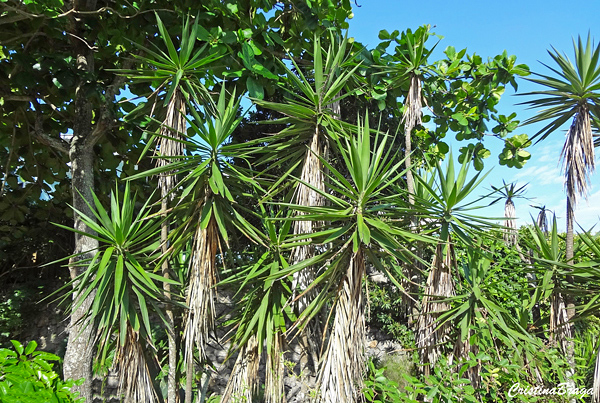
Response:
[162, 197, 178, 403]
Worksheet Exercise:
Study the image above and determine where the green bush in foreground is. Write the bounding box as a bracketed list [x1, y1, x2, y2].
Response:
[0, 340, 83, 403]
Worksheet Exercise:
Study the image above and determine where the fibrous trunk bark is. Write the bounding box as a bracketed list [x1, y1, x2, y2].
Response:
[162, 198, 178, 403]
[403, 74, 422, 327]
[504, 199, 518, 246]
[452, 329, 480, 389]
[265, 333, 287, 403]
[158, 90, 187, 403]
[222, 335, 260, 403]
[115, 325, 158, 403]
[317, 250, 366, 403]
[565, 198, 576, 402]
[184, 213, 218, 402]
[417, 242, 455, 377]
[291, 125, 326, 374]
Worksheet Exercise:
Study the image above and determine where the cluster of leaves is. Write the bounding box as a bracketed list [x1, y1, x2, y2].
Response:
[354, 25, 532, 171]
[0, 340, 83, 403]
[53, 182, 175, 367]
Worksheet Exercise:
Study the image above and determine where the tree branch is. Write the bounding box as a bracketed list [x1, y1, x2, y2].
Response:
[85, 57, 137, 148]
[31, 107, 70, 154]
[0, 3, 176, 21]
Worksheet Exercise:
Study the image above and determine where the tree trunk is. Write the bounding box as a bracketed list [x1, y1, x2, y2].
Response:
[158, 88, 186, 403]
[417, 242, 455, 377]
[403, 74, 422, 327]
[565, 197, 576, 403]
[64, 96, 97, 402]
[63, 5, 97, 397]
[184, 214, 218, 401]
[318, 250, 366, 403]
[566, 197, 574, 264]
[291, 124, 326, 375]
[162, 198, 178, 403]
[222, 335, 260, 403]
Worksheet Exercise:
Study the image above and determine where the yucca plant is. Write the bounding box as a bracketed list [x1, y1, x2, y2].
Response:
[376, 26, 440, 329]
[55, 182, 177, 403]
[271, 117, 426, 402]
[532, 204, 551, 236]
[520, 34, 600, 263]
[219, 204, 301, 403]
[437, 240, 538, 389]
[490, 180, 527, 247]
[526, 217, 574, 366]
[254, 32, 361, 372]
[117, 14, 221, 403]
[519, 35, 600, 395]
[379, 25, 439, 202]
[130, 85, 260, 401]
[412, 153, 497, 376]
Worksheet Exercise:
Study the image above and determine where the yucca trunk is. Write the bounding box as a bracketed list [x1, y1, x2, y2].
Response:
[318, 249, 366, 403]
[265, 333, 287, 403]
[291, 126, 327, 372]
[403, 74, 423, 325]
[403, 74, 422, 204]
[549, 290, 577, 400]
[222, 335, 260, 403]
[183, 214, 218, 402]
[452, 329, 480, 389]
[562, 105, 595, 259]
[504, 199, 518, 246]
[158, 89, 187, 403]
[114, 324, 158, 403]
[536, 208, 549, 236]
[561, 107, 594, 400]
[417, 242, 455, 376]
[549, 292, 572, 353]
[158, 90, 187, 194]
[292, 126, 327, 304]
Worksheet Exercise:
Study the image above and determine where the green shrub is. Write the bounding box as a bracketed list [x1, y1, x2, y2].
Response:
[0, 340, 83, 403]
[363, 358, 403, 403]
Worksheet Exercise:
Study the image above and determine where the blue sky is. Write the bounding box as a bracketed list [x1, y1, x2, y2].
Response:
[347, 0, 600, 232]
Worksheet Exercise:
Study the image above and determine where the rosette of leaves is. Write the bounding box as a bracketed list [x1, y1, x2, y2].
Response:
[520, 34, 600, 263]
[490, 180, 528, 247]
[54, 182, 176, 403]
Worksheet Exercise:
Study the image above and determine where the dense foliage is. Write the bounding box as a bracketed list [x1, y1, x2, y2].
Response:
[0, 340, 83, 403]
[1, 1, 600, 403]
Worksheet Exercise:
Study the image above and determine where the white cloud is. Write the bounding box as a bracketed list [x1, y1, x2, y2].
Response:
[573, 189, 600, 231]
[535, 144, 560, 163]
[512, 164, 563, 186]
